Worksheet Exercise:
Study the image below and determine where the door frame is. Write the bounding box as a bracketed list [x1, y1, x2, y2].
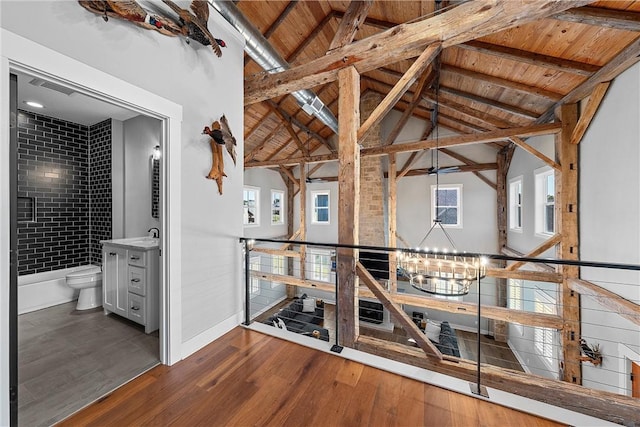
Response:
[1, 28, 184, 425]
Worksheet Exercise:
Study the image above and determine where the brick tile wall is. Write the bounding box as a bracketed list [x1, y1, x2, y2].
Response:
[89, 119, 112, 265]
[17, 111, 90, 275]
[17, 112, 113, 275]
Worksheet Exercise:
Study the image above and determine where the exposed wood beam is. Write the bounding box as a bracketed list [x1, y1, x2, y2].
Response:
[361, 123, 562, 158]
[268, 103, 309, 156]
[439, 148, 497, 190]
[383, 68, 435, 146]
[570, 82, 610, 144]
[251, 271, 334, 293]
[457, 40, 599, 77]
[266, 100, 332, 150]
[244, 122, 285, 163]
[439, 86, 539, 120]
[425, 91, 518, 129]
[553, 5, 640, 32]
[279, 166, 299, 187]
[279, 228, 301, 251]
[568, 278, 640, 327]
[251, 248, 301, 258]
[509, 136, 561, 171]
[299, 161, 307, 279]
[245, 0, 594, 104]
[306, 163, 324, 179]
[397, 151, 424, 179]
[501, 247, 555, 273]
[355, 336, 640, 426]
[387, 163, 497, 178]
[506, 234, 562, 271]
[358, 287, 563, 329]
[244, 123, 562, 168]
[328, 1, 374, 51]
[357, 263, 442, 359]
[388, 153, 397, 291]
[244, 110, 273, 140]
[358, 43, 441, 142]
[485, 267, 562, 283]
[263, 1, 298, 39]
[441, 64, 563, 102]
[539, 35, 640, 123]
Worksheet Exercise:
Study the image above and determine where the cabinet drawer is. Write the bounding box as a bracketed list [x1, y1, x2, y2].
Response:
[128, 250, 146, 267]
[128, 293, 146, 325]
[128, 266, 146, 296]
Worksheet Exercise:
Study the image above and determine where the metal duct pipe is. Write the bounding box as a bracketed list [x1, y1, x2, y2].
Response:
[209, 0, 339, 136]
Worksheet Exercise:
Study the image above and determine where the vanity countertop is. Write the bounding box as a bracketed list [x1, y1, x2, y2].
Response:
[101, 237, 159, 250]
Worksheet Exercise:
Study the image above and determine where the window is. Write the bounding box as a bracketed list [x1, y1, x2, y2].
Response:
[431, 184, 462, 227]
[509, 177, 523, 231]
[312, 191, 330, 224]
[534, 289, 556, 368]
[310, 250, 331, 282]
[271, 190, 284, 225]
[249, 256, 261, 297]
[508, 279, 524, 334]
[535, 168, 555, 235]
[271, 255, 285, 288]
[243, 186, 260, 226]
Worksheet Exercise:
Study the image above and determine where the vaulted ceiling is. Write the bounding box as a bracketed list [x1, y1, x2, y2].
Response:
[238, 0, 640, 168]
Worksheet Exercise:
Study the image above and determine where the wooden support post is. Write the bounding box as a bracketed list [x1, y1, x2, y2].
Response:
[286, 177, 296, 298]
[337, 66, 360, 348]
[388, 153, 397, 292]
[299, 163, 307, 280]
[494, 144, 515, 342]
[556, 103, 581, 385]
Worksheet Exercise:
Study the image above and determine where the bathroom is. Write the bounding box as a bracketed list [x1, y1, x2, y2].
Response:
[14, 71, 163, 426]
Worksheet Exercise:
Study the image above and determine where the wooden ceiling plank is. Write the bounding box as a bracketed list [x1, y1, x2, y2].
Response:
[570, 82, 610, 144]
[358, 43, 441, 142]
[509, 136, 561, 171]
[441, 64, 563, 102]
[439, 148, 497, 189]
[263, 1, 299, 39]
[328, 1, 374, 51]
[265, 99, 332, 150]
[332, 9, 399, 30]
[553, 5, 640, 32]
[245, 123, 562, 168]
[457, 40, 599, 77]
[245, 0, 595, 104]
[244, 110, 273, 140]
[440, 86, 540, 120]
[384, 68, 435, 145]
[270, 106, 309, 157]
[244, 122, 285, 162]
[288, 11, 337, 64]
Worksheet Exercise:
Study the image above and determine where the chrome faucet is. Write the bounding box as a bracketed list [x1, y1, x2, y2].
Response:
[148, 227, 160, 238]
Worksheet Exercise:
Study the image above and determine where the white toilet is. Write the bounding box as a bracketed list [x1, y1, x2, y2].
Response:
[66, 266, 103, 310]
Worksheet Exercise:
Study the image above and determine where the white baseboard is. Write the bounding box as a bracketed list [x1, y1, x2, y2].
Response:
[180, 311, 243, 360]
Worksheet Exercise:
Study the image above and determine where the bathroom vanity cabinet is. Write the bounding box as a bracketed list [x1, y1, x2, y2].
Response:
[102, 239, 159, 334]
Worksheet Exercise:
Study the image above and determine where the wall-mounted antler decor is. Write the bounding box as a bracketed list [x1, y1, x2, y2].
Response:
[203, 115, 237, 195]
[78, 0, 226, 57]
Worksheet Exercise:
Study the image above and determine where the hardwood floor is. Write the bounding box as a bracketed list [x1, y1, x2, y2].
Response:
[59, 327, 563, 427]
[19, 302, 159, 426]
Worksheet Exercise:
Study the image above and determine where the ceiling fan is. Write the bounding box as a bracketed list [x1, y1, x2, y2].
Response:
[427, 165, 460, 175]
[305, 176, 327, 183]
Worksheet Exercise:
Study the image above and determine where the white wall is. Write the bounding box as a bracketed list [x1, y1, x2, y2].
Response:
[243, 168, 288, 239]
[579, 62, 640, 394]
[0, 3, 244, 421]
[123, 115, 162, 238]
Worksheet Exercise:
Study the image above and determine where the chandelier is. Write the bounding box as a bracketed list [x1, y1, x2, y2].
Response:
[397, 60, 485, 296]
[397, 223, 486, 296]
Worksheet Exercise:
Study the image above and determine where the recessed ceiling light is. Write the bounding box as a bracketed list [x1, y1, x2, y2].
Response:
[25, 101, 44, 109]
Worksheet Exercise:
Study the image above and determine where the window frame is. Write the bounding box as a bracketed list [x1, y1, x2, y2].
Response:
[271, 254, 285, 288]
[271, 189, 284, 225]
[534, 167, 555, 236]
[534, 289, 557, 369]
[311, 190, 330, 224]
[430, 184, 462, 228]
[309, 249, 332, 282]
[509, 176, 523, 232]
[243, 186, 260, 227]
[249, 256, 261, 297]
